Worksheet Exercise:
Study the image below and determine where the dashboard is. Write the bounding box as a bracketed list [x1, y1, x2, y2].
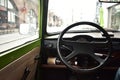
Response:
[43, 32, 120, 69]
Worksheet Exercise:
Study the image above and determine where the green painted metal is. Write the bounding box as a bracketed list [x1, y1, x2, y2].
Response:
[39, 0, 43, 38]
[0, 39, 41, 69]
[0, 0, 42, 70]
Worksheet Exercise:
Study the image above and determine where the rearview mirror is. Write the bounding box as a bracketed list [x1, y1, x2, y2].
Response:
[99, 0, 120, 3]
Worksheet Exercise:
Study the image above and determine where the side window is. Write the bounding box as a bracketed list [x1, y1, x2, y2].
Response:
[0, 0, 39, 54]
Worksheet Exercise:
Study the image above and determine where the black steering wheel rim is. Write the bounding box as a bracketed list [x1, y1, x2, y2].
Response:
[57, 21, 112, 73]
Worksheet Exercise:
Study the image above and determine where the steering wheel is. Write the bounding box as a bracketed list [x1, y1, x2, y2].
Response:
[57, 21, 112, 73]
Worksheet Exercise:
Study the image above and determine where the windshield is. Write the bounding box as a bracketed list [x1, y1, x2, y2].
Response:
[47, 0, 119, 33]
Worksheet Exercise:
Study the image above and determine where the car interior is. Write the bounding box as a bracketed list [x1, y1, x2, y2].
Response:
[0, 0, 120, 80]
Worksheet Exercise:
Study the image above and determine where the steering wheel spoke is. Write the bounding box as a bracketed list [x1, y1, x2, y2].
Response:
[65, 50, 78, 61]
[89, 53, 104, 63]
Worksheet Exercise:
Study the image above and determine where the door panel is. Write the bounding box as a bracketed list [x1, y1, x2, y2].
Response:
[0, 47, 40, 80]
